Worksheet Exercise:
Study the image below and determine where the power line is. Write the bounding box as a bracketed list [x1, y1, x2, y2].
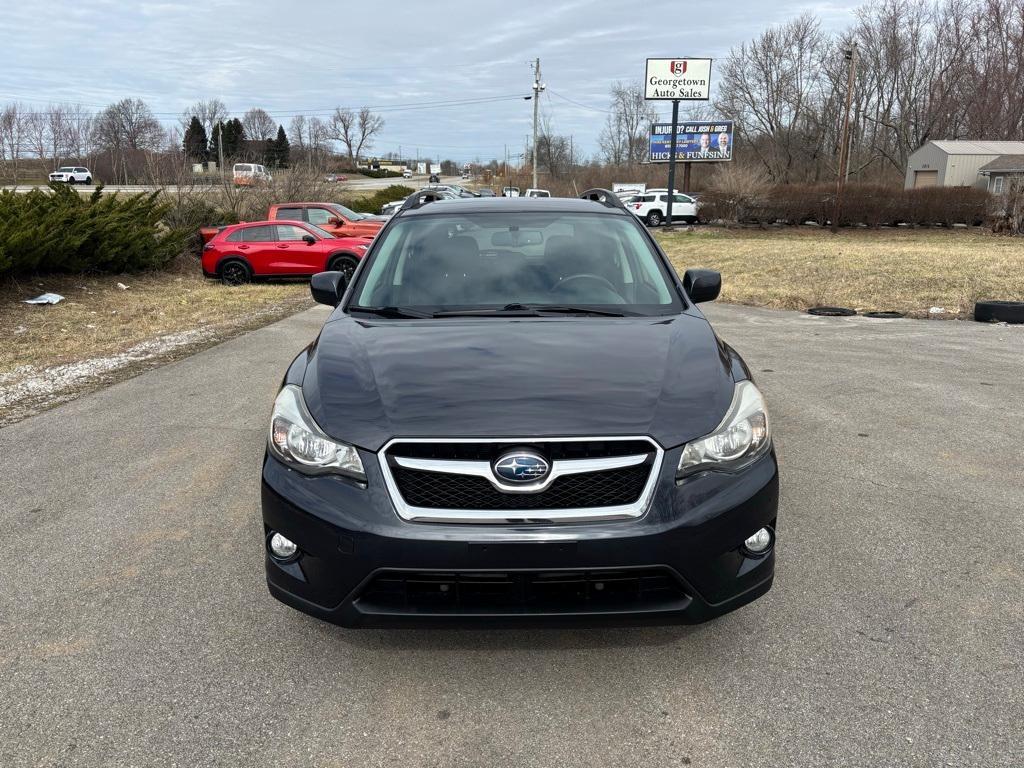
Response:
[547, 90, 611, 114]
[2, 93, 531, 118]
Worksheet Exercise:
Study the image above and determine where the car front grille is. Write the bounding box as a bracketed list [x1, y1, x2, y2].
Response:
[379, 437, 664, 524]
[357, 567, 688, 614]
[392, 463, 650, 510]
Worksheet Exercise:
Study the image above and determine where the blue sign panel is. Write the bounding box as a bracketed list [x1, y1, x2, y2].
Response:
[649, 120, 734, 163]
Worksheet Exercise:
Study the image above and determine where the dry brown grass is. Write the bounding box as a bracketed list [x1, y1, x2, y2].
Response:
[0, 263, 311, 374]
[657, 226, 1024, 317]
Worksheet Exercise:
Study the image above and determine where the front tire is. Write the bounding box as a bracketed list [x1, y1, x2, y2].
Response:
[646, 210, 662, 227]
[219, 258, 252, 286]
[84, 176, 92, 185]
[66, 177, 75, 185]
[328, 254, 359, 282]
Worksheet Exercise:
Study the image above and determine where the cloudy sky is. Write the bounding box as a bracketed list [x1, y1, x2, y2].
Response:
[4, 0, 859, 162]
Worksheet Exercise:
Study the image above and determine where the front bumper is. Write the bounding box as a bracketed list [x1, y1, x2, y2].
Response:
[261, 444, 779, 628]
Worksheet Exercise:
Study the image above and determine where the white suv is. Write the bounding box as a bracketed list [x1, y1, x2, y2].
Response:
[626, 190, 698, 226]
[49, 166, 92, 185]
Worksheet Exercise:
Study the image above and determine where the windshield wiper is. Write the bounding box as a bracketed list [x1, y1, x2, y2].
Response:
[432, 303, 631, 318]
[528, 304, 632, 317]
[349, 305, 432, 319]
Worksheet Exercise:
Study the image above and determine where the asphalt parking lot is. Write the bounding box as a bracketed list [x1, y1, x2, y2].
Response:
[1, 304, 1021, 767]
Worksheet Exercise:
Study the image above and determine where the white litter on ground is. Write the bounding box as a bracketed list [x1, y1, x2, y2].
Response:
[0, 328, 211, 409]
[23, 293, 65, 305]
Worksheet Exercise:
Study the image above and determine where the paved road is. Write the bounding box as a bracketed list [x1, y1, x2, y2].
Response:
[0, 174, 453, 195]
[1, 305, 1021, 767]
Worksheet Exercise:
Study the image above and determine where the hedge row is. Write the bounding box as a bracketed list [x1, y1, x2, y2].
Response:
[346, 184, 415, 214]
[0, 184, 189, 277]
[699, 184, 991, 227]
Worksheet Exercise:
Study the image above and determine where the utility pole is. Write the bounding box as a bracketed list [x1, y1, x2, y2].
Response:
[833, 43, 858, 232]
[531, 58, 544, 190]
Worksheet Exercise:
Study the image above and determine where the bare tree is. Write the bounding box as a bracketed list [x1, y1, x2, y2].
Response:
[356, 107, 384, 161]
[47, 104, 71, 168]
[24, 109, 49, 171]
[288, 114, 308, 150]
[242, 108, 276, 141]
[92, 99, 164, 183]
[64, 104, 95, 165]
[93, 98, 164, 152]
[598, 82, 657, 166]
[716, 13, 829, 182]
[0, 103, 28, 183]
[180, 98, 229, 140]
[330, 106, 385, 166]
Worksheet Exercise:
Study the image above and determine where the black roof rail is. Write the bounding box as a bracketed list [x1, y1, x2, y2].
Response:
[400, 189, 448, 211]
[579, 188, 628, 210]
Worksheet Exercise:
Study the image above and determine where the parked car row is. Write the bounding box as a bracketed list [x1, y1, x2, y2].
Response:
[200, 201, 389, 284]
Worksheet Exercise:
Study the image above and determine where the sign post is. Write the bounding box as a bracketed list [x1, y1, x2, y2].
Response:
[644, 57, 712, 227]
[665, 100, 680, 222]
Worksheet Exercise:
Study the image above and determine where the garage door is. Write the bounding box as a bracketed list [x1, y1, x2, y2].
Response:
[914, 170, 938, 188]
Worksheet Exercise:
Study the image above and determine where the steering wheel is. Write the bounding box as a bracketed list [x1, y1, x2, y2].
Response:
[551, 273, 618, 294]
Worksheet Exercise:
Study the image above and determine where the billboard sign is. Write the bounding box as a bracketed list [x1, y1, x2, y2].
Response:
[644, 58, 712, 100]
[649, 120, 734, 163]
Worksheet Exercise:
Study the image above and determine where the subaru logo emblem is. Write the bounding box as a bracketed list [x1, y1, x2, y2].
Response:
[493, 451, 550, 483]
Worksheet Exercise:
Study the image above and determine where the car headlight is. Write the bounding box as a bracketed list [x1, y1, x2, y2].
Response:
[268, 384, 365, 481]
[677, 380, 771, 478]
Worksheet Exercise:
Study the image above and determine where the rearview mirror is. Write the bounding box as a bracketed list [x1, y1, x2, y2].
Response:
[491, 230, 543, 247]
[683, 269, 721, 303]
[310, 271, 348, 306]
[302, 234, 316, 245]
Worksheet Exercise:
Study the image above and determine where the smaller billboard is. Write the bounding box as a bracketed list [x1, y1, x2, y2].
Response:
[644, 58, 712, 100]
[612, 183, 647, 196]
[649, 120, 734, 163]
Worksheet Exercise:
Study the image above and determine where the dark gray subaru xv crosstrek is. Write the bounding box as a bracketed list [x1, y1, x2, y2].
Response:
[261, 189, 778, 627]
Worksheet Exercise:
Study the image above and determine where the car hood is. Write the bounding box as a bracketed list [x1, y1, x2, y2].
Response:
[302, 314, 736, 451]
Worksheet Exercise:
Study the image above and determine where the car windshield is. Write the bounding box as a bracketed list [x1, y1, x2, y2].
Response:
[329, 203, 365, 220]
[349, 211, 681, 316]
[57, 167, 75, 172]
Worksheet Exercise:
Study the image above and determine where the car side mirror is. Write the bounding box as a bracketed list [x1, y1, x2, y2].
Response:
[683, 269, 721, 303]
[302, 234, 316, 245]
[327, 217, 341, 226]
[310, 271, 348, 306]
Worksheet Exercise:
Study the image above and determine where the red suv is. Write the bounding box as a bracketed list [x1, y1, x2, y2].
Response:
[202, 220, 371, 285]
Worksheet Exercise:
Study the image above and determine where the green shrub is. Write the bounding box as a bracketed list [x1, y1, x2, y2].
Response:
[356, 169, 403, 179]
[0, 184, 189, 277]
[347, 184, 415, 214]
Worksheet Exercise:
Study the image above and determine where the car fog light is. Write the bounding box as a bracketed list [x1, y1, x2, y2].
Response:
[742, 527, 773, 556]
[268, 532, 299, 561]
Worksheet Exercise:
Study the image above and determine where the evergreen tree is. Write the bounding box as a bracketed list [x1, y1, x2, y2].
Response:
[209, 118, 246, 161]
[268, 125, 290, 168]
[182, 116, 208, 162]
[224, 118, 245, 158]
